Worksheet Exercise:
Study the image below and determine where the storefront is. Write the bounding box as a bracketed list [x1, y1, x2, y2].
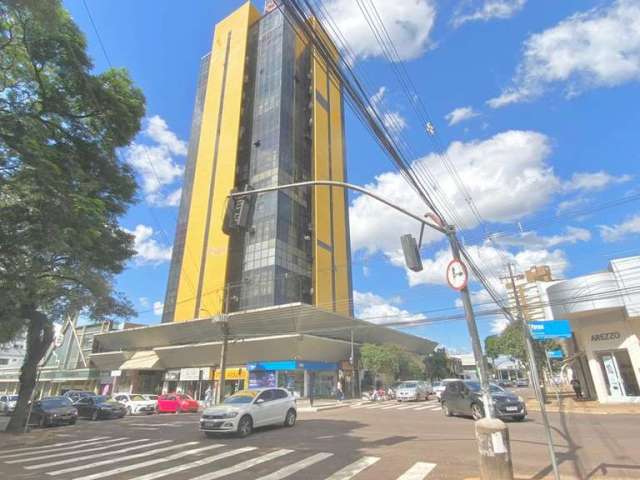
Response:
[214, 367, 248, 399]
[247, 360, 338, 399]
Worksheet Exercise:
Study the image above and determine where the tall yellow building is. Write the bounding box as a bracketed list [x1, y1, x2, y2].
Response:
[162, 1, 352, 323]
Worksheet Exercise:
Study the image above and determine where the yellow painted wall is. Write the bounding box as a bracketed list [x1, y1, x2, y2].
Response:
[173, 3, 260, 322]
[310, 20, 352, 316]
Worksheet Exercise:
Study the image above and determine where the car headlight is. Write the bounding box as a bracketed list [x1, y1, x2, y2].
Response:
[518, 396, 524, 402]
[223, 412, 238, 419]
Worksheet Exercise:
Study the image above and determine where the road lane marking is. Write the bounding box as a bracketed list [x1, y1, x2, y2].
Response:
[256, 452, 334, 480]
[380, 404, 403, 409]
[0, 437, 116, 460]
[396, 462, 437, 479]
[26, 440, 171, 470]
[0, 437, 110, 455]
[325, 456, 380, 480]
[68, 443, 224, 480]
[130, 446, 258, 480]
[189, 449, 294, 480]
[4, 437, 130, 462]
[46, 442, 199, 476]
[397, 404, 420, 410]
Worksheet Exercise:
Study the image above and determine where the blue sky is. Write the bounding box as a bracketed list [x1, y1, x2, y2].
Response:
[64, 0, 640, 352]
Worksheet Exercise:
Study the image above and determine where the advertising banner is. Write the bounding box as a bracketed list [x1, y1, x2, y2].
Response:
[529, 320, 572, 340]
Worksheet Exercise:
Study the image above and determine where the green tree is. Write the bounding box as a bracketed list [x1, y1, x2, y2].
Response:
[359, 344, 400, 378]
[424, 347, 454, 380]
[0, 0, 145, 432]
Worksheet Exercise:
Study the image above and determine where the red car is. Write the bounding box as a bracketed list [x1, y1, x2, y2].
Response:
[157, 393, 199, 413]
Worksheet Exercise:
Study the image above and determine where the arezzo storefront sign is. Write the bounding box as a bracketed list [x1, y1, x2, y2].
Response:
[591, 332, 621, 342]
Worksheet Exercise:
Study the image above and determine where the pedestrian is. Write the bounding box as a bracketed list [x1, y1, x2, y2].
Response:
[570, 377, 582, 400]
[336, 380, 344, 402]
[204, 386, 213, 406]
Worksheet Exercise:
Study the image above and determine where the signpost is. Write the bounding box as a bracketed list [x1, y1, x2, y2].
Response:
[528, 320, 572, 340]
[547, 350, 565, 359]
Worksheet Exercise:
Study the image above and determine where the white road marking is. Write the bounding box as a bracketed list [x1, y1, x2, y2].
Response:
[4, 437, 130, 463]
[0, 437, 113, 459]
[380, 403, 403, 410]
[68, 443, 223, 480]
[324, 456, 380, 480]
[397, 404, 420, 410]
[348, 402, 365, 408]
[189, 449, 294, 480]
[349, 403, 374, 409]
[130, 446, 258, 480]
[26, 439, 171, 470]
[396, 462, 437, 479]
[46, 441, 199, 476]
[363, 402, 391, 409]
[256, 452, 334, 480]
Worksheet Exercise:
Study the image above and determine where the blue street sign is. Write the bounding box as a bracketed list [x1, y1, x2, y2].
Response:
[547, 349, 564, 359]
[529, 320, 572, 340]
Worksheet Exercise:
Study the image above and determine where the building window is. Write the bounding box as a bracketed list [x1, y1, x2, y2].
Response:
[0, 359, 8, 365]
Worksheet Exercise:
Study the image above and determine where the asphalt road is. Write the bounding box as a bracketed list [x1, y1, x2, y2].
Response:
[1, 398, 639, 479]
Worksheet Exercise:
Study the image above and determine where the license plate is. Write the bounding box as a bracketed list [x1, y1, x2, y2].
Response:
[204, 421, 221, 428]
[506, 406, 519, 412]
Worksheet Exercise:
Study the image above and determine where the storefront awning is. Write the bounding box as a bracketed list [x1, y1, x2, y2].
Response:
[119, 350, 164, 370]
[90, 351, 133, 370]
[93, 303, 437, 355]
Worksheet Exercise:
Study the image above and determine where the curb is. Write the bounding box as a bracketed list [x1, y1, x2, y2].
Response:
[298, 402, 355, 413]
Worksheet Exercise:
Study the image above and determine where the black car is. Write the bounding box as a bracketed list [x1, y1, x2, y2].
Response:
[63, 390, 94, 404]
[441, 380, 526, 421]
[29, 397, 77, 427]
[74, 395, 127, 420]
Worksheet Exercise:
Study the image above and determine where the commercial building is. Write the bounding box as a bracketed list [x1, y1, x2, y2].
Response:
[0, 331, 26, 370]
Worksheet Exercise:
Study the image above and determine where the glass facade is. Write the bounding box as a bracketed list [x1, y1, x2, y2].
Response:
[162, 54, 211, 323]
[228, 8, 313, 311]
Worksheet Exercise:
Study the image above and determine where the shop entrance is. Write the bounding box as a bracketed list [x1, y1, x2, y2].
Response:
[597, 349, 640, 398]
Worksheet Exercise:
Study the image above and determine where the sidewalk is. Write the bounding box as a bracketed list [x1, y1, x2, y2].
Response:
[526, 395, 640, 415]
[296, 398, 358, 412]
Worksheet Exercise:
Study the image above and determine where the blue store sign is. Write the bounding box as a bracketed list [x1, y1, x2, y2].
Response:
[247, 360, 337, 372]
[529, 320, 572, 340]
[547, 349, 565, 359]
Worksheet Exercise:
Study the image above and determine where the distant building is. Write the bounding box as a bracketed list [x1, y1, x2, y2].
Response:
[451, 353, 478, 380]
[0, 331, 26, 370]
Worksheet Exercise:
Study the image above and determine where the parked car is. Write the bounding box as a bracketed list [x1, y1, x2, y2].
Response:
[142, 394, 158, 402]
[396, 381, 429, 402]
[516, 378, 529, 388]
[157, 393, 199, 413]
[441, 380, 526, 421]
[200, 388, 296, 438]
[498, 380, 514, 388]
[62, 390, 94, 404]
[114, 393, 157, 415]
[433, 379, 459, 402]
[74, 395, 126, 420]
[0, 394, 18, 415]
[28, 396, 77, 427]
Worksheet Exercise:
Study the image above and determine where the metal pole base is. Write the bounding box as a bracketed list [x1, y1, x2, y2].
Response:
[475, 418, 514, 480]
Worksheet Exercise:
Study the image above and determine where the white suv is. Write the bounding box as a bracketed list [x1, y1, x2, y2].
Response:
[0, 395, 18, 415]
[200, 388, 296, 438]
[114, 393, 157, 415]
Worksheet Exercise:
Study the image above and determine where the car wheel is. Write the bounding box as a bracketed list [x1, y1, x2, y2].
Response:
[237, 415, 253, 438]
[442, 402, 452, 417]
[126, 406, 132, 416]
[471, 403, 484, 420]
[39, 415, 47, 428]
[513, 415, 526, 422]
[70, 417, 77, 425]
[91, 410, 99, 421]
[284, 409, 296, 427]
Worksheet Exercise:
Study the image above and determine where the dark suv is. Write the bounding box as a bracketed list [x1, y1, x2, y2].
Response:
[441, 380, 526, 421]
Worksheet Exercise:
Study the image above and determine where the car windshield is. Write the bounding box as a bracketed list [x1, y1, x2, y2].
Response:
[432, 382, 442, 388]
[144, 395, 158, 400]
[131, 395, 146, 401]
[41, 398, 72, 408]
[223, 391, 257, 404]
[465, 382, 505, 394]
[8, 395, 18, 401]
[399, 382, 418, 389]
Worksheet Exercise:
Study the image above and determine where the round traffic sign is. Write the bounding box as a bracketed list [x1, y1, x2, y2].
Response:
[446, 259, 468, 291]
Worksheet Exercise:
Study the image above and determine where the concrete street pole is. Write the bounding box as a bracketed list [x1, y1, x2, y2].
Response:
[447, 227, 513, 480]
[215, 286, 231, 405]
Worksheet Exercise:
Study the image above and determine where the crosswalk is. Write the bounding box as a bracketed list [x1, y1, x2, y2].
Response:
[0, 435, 439, 480]
[349, 399, 442, 412]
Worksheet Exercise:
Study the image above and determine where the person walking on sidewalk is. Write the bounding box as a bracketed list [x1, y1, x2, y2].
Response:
[336, 380, 344, 402]
[571, 378, 583, 400]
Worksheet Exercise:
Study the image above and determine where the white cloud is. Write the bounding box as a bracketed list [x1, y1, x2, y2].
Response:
[349, 130, 557, 256]
[453, 0, 527, 28]
[492, 226, 591, 249]
[126, 224, 173, 265]
[599, 214, 640, 242]
[324, 0, 437, 61]
[153, 301, 164, 316]
[488, 0, 640, 107]
[125, 115, 186, 207]
[369, 87, 408, 134]
[564, 171, 632, 192]
[353, 291, 425, 325]
[139, 297, 150, 308]
[556, 197, 589, 215]
[445, 106, 480, 126]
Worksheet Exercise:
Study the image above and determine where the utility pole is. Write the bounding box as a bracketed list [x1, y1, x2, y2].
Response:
[506, 263, 560, 480]
[215, 286, 231, 405]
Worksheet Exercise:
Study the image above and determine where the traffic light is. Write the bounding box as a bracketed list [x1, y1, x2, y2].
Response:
[223, 194, 252, 235]
[400, 234, 423, 272]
